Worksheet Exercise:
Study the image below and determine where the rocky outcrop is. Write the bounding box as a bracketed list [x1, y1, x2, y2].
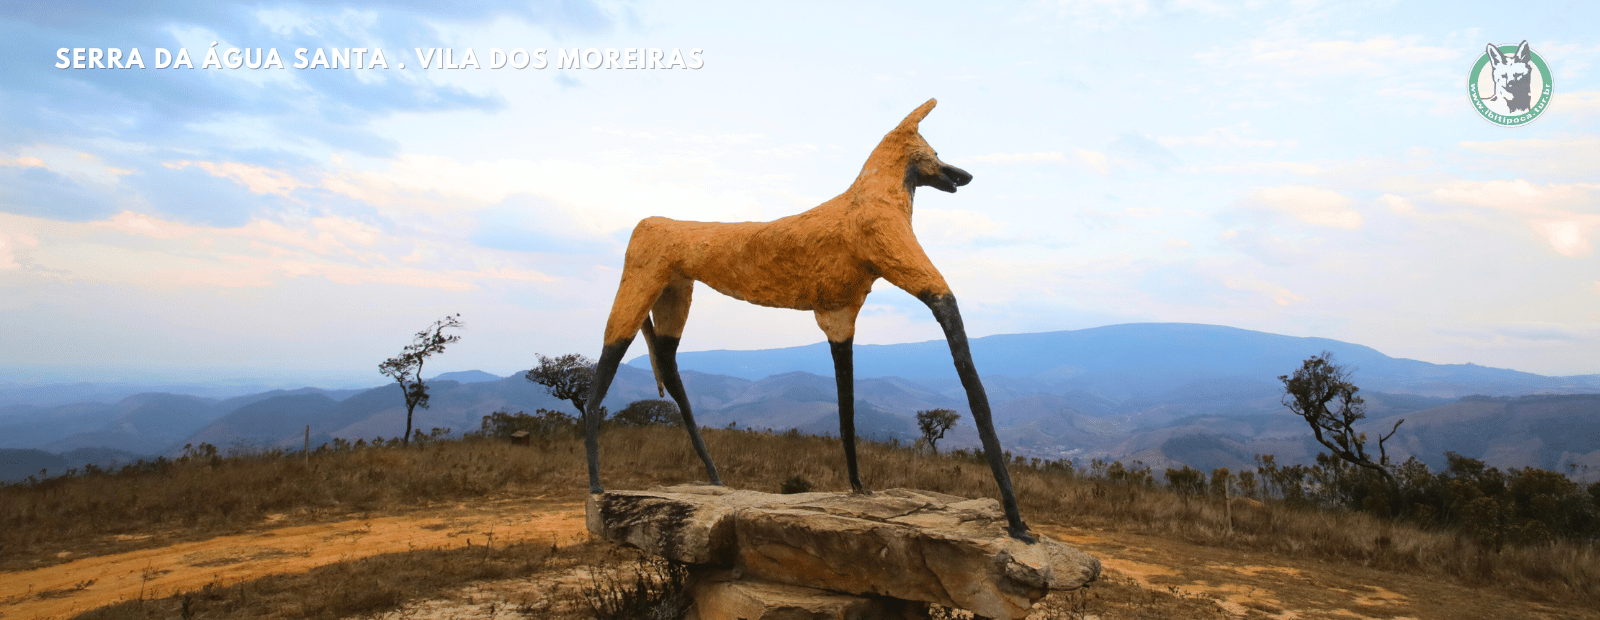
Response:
[587, 485, 1100, 619]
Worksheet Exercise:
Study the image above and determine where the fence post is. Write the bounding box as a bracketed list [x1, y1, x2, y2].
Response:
[1225, 479, 1233, 536]
[304, 425, 310, 463]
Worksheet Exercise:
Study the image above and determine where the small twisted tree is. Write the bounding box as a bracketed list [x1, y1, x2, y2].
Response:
[379, 314, 463, 447]
[916, 408, 960, 453]
[1279, 352, 1403, 487]
[526, 353, 597, 416]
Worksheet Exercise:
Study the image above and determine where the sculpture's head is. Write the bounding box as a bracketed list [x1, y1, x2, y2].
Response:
[869, 98, 973, 195]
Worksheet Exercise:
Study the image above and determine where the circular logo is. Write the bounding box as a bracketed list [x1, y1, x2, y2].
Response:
[1468, 41, 1553, 126]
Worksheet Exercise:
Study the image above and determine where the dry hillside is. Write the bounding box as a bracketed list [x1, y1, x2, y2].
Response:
[1, 428, 1595, 619]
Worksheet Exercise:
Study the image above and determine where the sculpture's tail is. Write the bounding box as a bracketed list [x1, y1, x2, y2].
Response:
[641, 315, 666, 397]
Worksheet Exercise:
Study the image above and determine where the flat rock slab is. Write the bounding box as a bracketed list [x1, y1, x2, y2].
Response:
[587, 485, 1101, 619]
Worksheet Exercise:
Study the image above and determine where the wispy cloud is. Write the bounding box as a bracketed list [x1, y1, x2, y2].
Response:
[1159, 123, 1297, 150]
[3, 209, 555, 291]
[1223, 275, 1306, 307]
[1457, 136, 1600, 179]
[1198, 35, 1459, 77]
[971, 150, 1111, 174]
[1343, 176, 1600, 259]
[1246, 184, 1362, 229]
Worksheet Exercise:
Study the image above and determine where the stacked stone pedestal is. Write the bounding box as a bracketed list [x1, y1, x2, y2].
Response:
[586, 485, 1100, 620]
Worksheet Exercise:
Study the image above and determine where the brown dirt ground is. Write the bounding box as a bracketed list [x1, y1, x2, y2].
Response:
[0, 497, 588, 620]
[4, 500, 1596, 620]
[1033, 524, 1596, 620]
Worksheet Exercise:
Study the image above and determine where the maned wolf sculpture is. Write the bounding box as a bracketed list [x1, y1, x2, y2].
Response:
[1484, 41, 1534, 114]
[582, 99, 1034, 541]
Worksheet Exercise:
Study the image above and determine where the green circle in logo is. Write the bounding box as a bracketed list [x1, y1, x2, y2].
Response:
[1468, 44, 1553, 126]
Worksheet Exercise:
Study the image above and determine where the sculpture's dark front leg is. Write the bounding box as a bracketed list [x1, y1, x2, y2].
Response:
[585, 337, 634, 494]
[919, 292, 1034, 542]
[653, 334, 722, 485]
[830, 338, 866, 492]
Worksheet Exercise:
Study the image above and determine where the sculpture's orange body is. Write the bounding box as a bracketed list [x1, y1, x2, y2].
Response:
[603, 99, 953, 347]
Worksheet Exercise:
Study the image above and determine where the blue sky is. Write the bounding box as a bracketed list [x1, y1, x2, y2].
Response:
[2, 0, 1597, 386]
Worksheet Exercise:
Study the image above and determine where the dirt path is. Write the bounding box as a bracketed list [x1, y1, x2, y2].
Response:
[0, 498, 589, 620]
[1035, 524, 1595, 620]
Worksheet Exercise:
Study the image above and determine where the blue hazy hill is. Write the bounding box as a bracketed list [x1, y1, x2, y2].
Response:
[628, 323, 1600, 400]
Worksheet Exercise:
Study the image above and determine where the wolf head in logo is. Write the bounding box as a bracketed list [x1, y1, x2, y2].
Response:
[1484, 41, 1533, 114]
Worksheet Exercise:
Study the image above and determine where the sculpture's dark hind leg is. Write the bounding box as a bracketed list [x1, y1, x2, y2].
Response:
[653, 334, 722, 485]
[830, 338, 865, 493]
[584, 337, 634, 494]
[920, 292, 1034, 543]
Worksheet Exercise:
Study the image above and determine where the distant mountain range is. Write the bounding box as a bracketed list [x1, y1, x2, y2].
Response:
[629, 323, 1600, 398]
[3, 323, 1597, 483]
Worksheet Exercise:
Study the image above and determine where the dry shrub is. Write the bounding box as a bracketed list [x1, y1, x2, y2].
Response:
[581, 557, 691, 620]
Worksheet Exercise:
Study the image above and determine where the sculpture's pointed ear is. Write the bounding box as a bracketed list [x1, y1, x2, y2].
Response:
[897, 98, 937, 131]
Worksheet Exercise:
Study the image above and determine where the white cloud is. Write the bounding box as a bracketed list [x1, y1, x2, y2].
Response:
[9, 146, 135, 187]
[1035, 0, 1236, 29]
[1160, 123, 1295, 149]
[970, 149, 1111, 175]
[1534, 220, 1591, 257]
[1248, 185, 1362, 228]
[1430, 180, 1593, 212]
[1370, 179, 1600, 259]
[12, 210, 556, 292]
[915, 209, 1007, 246]
[1375, 86, 1458, 115]
[1075, 149, 1111, 175]
[165, 160, 304, 197]
[0, 156, 45, 168]
[1546, 90, 1600, 116]
[1378, 194, 1415, 215]
[1223, 275, 1305, 307]
[1200, 36, 1460, 77]
[1209, 161, 1324, 176]
[1427, 180, 1600, 257]
[98, 211, 204, 240]
[1041, 0, 1153, 29]
[0, 232, 23, 269]
[323, 151, 784, 235]
[1436, 322, 1597, 345]
[1457, 136, 1600, 178]
[971, 152, 1070, 165]
[1218, 228, 1321, 266]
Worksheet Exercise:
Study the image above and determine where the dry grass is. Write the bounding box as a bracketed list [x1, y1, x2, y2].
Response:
[0, 439, 588, 571]
[690, 428, 1600, 608]
[7, 426, 1599, 611]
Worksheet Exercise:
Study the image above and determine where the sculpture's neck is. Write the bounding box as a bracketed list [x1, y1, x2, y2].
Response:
[848, 132, 917, 218]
